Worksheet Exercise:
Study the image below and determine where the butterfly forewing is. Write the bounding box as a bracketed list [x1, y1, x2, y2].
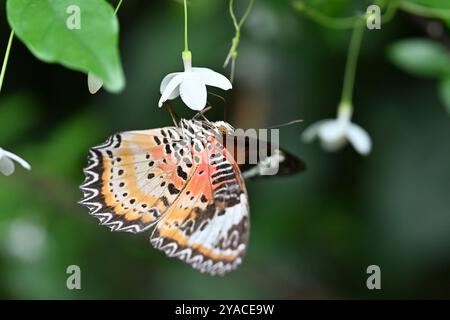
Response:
[225, 134, 306, 179]
[80, 127, 194, 233]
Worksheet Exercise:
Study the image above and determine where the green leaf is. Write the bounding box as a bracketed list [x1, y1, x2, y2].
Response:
[439, 76, 450, 115]
[401, 1, 450, 27]
[405, 0, 450, 10]
[7, 0, 125, 92]
[297, 0, 372, 17]
[387, 39, 450, 78]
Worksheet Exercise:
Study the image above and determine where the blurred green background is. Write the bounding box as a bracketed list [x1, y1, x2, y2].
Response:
[1, 0, 450, 299]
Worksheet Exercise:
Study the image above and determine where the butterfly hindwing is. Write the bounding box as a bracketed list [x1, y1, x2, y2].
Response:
[150, 134, 249, 276]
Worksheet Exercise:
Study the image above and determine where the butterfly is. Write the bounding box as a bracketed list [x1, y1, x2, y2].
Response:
[79, 119, 305, 275]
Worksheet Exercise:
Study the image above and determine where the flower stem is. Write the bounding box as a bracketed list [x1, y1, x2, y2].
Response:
[229, 0, 240, 31]
[381, 0, 399, 23]
[224, 0, 254, 81]
[293, 0, 358, 29]
[236, 0, 254, 30]
[114, 0, 124, 15]
[0, 30, 14, 96]
[340, 19, 365, 110]
[183, 0, 189, 53]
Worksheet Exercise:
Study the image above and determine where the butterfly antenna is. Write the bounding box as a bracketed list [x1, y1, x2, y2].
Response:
[266, 119, 304, 129]
[207, 91, 228, 121]
[208, 91, 226, 103]
[165, 102, 179, 127]
[224, 102, 227, 122]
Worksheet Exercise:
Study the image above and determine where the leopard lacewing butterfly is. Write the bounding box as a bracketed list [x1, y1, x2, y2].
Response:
[80, 119, 305, 275]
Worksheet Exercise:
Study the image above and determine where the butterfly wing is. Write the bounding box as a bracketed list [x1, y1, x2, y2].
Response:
[225, 135, 306, 179]
[150, 134, 249, 276]
[80, 126, 196, 233]
[80, 125, 249, 275]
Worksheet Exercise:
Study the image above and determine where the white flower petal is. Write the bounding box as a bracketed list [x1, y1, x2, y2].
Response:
[320, 137, 347, 152]
[192, 68, 232, 91]
[347, 123, 372, 155]
[164, 86, 180, 101]
[302, 119, 332, 143]
[160, 72, 182, 100]
[318, 120, 347, 144]
[2, 149, 31, 170]
[158, 74, 184, 107]
[87, 73, 104, 94]
[179, 73, 207, 111]
[0, 157, 15, 176]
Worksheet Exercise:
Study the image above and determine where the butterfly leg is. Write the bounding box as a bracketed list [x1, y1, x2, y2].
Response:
[207, 91, 226, 104]
[192, 105, 213, 121]
[164, 102, 179, 128]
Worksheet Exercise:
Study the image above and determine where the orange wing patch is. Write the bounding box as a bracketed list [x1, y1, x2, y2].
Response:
[150, 135, 249, 276]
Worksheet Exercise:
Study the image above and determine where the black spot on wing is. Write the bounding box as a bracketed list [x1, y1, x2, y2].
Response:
[177, 166, 188, 180]
[168, 183, 180, 195]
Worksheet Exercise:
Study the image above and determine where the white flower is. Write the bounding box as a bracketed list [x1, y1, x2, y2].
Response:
[87, 73, 104, 94]
[158, 52, 232, 111]
[0, 148, 31, 176]
[302, 106, 372, 155]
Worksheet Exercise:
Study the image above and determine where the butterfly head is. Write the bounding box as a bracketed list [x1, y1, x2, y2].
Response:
[179, 119, 235, 139]
[213, 121, 235, 135]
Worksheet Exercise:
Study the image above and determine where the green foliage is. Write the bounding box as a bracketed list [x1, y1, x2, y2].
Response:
[298, 0, 372, 16]
[0, 0, 450, 300]
[7, 0, 125, 92]
[0, 94, 38, 145]
[388, 39, 450, 78]
[439, 76, 450, 114]
[406, 0, 450, 10]
[388, 39, 450, 114]
[401, 0, 450, 28]
[36, 112, 104, 178]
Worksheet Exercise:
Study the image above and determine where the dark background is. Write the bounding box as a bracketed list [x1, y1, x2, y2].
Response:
[0, 0, 449, 299]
